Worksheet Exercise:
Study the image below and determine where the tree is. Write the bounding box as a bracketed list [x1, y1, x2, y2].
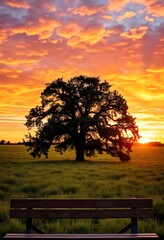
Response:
[25, 75, 140, 162]
[0, 140, 6, 145]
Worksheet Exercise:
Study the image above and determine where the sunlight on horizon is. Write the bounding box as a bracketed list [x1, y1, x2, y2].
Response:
[138, 132, 155, 144]
[139, 138, 151, 144]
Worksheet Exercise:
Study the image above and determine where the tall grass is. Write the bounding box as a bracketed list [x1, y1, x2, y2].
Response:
[0, 145, 163, 238]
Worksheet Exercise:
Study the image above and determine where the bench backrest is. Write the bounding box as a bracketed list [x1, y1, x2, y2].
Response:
[10, 198, 154, 234]
[10, 198, 154, 219]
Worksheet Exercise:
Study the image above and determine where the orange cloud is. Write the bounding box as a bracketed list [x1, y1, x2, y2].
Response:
[145, 16, 154, 22]
[57, 22, 81, 38]
[5, 0, 30, 9]
[148, 2, 164, 17]
[75, 26, 107, 45]
[69, 6, 98, 16]
[68, 3, 107, 16]
[147, 68, 164, 73]
[107, 0, 157, 13]
[12, 18, 61, 40]
[0, 30, 7, 43]
[0, 57, 39, 67]
[101, 15, 113, 20]
[118, 11, 136, 21]
[121, 26, 148, 40]
[107, 0, 129, 11]
[57, 23, 107, 47]
[133, 0, 157, 4]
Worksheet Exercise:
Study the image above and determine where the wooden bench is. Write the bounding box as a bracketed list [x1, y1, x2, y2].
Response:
[4, 198, 159, 239]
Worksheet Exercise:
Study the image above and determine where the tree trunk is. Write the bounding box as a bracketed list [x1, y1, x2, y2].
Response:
[75, 144, 85, 161]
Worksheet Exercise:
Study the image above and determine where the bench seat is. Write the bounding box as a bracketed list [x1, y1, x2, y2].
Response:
[3, 233, 159, 239]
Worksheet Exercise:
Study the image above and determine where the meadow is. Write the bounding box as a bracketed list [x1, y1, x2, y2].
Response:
[0, 145, 164, 239]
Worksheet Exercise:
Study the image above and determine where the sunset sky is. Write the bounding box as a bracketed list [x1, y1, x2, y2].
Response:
[0, 0, 163, 143]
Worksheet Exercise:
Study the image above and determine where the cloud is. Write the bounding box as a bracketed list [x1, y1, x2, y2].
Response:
[147, 67, 164, 73]
[0, 30, 7, 43]
[5, 0, 30, 9]
[145, 16, 154, 22]
[11, 18, 61, 40]
[133, 0, 157, 5]
[120, 26, 148, 40]
[107, 0, 129, 11]
[57, 21, 107, 47]
[68, 6, 100, 16]
[148, 2, 164, 17]
[68, 2, 107, 16]
[101, 15, 113, 20]
[0, 57, 39, 67]
[57, 22, 81, 38]
[71, 26, 107, 46]
[118, 11, 136, 21]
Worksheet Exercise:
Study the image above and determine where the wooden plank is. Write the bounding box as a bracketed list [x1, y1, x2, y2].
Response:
[10, 198, 153, 209]
[3, 233, 159, 239]
[10, 209, 154, 219]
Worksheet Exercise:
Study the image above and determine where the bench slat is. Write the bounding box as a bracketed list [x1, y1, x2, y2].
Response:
[4, 233, 159, 239]
[10, 198, 153, 209]
[10, 209, 154, 219]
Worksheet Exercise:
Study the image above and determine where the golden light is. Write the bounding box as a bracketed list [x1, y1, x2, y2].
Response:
[139, 138, 151, 144]
[138, 132, 152, 144]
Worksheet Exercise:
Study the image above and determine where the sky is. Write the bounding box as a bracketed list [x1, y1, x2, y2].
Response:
[0, 0, 164, 143]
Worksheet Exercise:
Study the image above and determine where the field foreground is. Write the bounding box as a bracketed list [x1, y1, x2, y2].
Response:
[0, 145, 164, 238]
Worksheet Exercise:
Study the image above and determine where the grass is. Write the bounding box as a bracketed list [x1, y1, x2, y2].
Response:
[0, 145, 164, 238]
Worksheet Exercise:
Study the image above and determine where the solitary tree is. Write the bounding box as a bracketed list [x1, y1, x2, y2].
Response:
[25, 75, 140, 161]
[0, 140, 6, 145]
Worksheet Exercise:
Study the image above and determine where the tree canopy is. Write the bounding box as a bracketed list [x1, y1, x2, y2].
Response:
[25, 75, 140, 161]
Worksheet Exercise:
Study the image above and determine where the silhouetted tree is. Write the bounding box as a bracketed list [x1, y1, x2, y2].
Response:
[0, 140, 6, 145]
[25, 76, 140, 161]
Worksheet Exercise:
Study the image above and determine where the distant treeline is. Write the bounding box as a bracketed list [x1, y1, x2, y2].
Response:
[0, 140, 164, 147]
[134, 142, 164, 147]
[0, 140, 24, 145]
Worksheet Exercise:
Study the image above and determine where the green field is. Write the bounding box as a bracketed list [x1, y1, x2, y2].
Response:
[0, 145, 164, 238]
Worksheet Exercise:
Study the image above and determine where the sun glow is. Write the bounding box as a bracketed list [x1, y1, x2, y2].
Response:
[139, 138, 151, 144]
[138, 133, 152, 144]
